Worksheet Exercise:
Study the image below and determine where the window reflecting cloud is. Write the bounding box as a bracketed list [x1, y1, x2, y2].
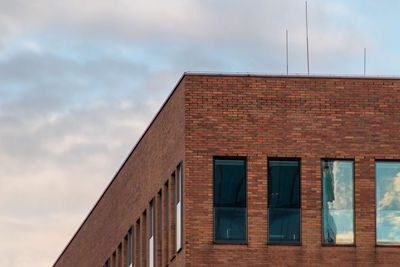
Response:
[376, 162, 400, 245]
[322, 160, 353, 245]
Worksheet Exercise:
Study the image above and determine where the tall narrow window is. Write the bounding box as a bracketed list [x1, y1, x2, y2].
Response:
[165, 181, 169, 262]
[118, 243, 122, 267]
[322, 159, 354, 245]
[376, 161, 400, 245]
[213, 158, 246, 242]
[158, 190, 162, 265]
[112, 251, 116, 267]
[176, 163, 183, 251]
[149, 200, 155, 267]
[268, 159, 300, 244]
[124, 235, 128, 267]
[104, 258, 110, 267]
[126, 228, 133, 267]
[143, 211, 147, 267]
[136, 219, 140, 267]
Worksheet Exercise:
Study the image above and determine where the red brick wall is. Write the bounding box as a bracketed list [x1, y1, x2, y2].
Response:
[54, 78, 186, 267]
[184, 74, 400, 266]
[55, 74, 400, 266]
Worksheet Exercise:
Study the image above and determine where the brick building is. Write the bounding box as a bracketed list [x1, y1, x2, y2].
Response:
[54, 73, 400, 266]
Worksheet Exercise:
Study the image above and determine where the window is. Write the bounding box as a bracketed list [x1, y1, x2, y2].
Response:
[118, 244, 122, 267]
[158, 190, 162, 265]
[123, 234, 128, 267]
[376, 161, 400, 245]
[165, 181, 169, 262]
[112, 251, 116, 267]
[126, 228, 133, 267]
[175, 163, 183, 251]
[104, 258, 110, 267]
[136, 219, 140, 267]
[322, 159, 354, 245]
[213, 157, 246, 242]
[143, 211, 147, 267]
[149, 199, 155, 267]
[268, 159, 300, 244]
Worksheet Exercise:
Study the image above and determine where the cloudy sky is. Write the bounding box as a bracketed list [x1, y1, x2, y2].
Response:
[2, 0, 400, 266]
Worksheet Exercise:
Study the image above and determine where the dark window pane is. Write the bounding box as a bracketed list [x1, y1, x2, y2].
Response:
[118, 244, 122, 267]
[322, 160, 354, 245]
[124, 235, 128, 267]
[136, 220, 140, 267]
[158, 190, 162, 260]
[166, 182, 169, 234]
[268, 159, 300, 244]
[214, 159, 246, 207]
[268, 208, 300, 243]
[149, 200, 154, 238]
[213, 158, 246, 242]
[214, 207, 246, 241]
[143, 212, 147, 267]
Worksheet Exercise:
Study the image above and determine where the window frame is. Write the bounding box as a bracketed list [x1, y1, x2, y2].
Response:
[213, 156, 248, 244]
[124, 227, 133, 267]
[267, 157, 301, 245]
[175, 162, 183, 252]
[112, 251, 116, 267]
[143, 211, 147, 267]
[320, 158, 355, 247]
[157, 189, 162, 265]
[149, 199, 155, 267]
[135, 219, 140, 267]
[118, 243, 122, 267]
[104, 258, 110, 267]
[164, 180, 169, 262]
[124, 234, 128, 267]
[375, 159, 400, 247]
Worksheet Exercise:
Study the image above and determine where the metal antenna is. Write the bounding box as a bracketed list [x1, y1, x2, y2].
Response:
[305, 1, 310, 75]
[364, 48, 366, 76]
[286, 29, 289, 75]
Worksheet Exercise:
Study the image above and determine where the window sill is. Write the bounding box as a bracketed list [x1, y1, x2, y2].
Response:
[213, 240, 248, 245]
[376, 244, 400, 247]
[322, 244, 355, 247]
[267, 242, 302, 246]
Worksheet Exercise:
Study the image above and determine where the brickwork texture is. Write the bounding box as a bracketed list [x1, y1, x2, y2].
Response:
[55, 74, 400, 266]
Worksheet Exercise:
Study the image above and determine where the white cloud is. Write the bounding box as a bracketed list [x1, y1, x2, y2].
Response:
[0, 213, 82, 267]
[0, 97, 159, 266]
[335, 231, 354, 244]
[0, 0, 397, 266]
[329, 161, 353, 210]
[377, 172, 400, 211]
[0, 0, 375, 74]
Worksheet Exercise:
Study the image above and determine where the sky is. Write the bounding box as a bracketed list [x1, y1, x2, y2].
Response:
[2, 0, 400, 266]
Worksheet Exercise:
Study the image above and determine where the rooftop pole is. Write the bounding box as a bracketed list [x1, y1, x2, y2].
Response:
[364, 48, 366, 76]
[286, 29, 289, 75]
[305, 1, 310, 75]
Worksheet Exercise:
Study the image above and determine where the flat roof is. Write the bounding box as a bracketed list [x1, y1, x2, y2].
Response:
[54, 71, 400, 265]
[184, 71, 400, 80]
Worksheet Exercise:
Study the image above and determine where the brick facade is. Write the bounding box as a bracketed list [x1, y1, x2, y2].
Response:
[55, 74, 400, 266]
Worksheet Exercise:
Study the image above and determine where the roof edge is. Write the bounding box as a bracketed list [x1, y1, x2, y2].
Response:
[53, 73, 186, 266]
[184, 71, 400, 80]
[53, 70, 400, 265]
